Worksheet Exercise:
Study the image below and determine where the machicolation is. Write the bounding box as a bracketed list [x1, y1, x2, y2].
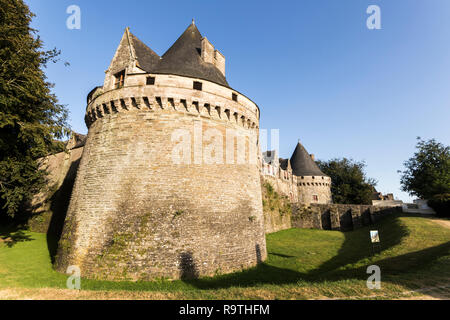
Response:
[54, 22, 267, 280]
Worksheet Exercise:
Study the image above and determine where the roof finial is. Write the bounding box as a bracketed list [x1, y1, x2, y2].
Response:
[192, 18, 195, 25]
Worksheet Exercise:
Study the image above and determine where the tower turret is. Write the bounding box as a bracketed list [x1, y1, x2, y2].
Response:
[56, 23, 266, 280]
[290, 142, 332, 204]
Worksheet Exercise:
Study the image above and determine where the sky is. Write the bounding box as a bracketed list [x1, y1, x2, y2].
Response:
[26, 0, 450, 202]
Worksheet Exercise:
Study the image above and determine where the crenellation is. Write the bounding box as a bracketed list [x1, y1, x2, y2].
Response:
[132, 97, 141, 109]
[261, 143, 332, 206]
[55, 23, 266, 281]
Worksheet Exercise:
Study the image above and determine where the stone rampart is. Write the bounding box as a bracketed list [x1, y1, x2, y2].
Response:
[291, 203, 402, 232]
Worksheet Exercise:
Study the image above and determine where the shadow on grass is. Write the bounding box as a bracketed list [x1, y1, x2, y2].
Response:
[0, 227, 34, 248]
[308, 214, 409, 279]
[180, 214, 449, 299]
[0, 158, 79, 258]
[270, 252, 296, 258]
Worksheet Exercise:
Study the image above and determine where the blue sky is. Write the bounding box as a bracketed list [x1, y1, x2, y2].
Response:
[26, 0, 450, 202]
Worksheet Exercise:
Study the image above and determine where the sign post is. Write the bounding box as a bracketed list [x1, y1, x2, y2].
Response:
[370, 230, 381, 255]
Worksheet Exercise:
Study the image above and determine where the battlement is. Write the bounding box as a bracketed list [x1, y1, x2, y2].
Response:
[297, 175, 331, 187]
[86, 74, 259, 130]
[261, 142, 332, 205]
[56, 23, 267, 281]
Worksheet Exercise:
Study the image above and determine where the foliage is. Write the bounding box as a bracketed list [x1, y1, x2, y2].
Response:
[399, 137, 450, 202]
[262, 182, 291, 216]
[0, 0, 69, 219]
[427, 193, 450, 218]
[317, 158, 377, 205]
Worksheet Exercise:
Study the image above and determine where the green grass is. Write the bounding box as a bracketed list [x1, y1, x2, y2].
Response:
[1, 214, 450, 299]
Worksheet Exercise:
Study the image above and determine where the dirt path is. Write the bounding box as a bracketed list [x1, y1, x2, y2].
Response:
[1, 284, 449, 300]
[0, 288, 185, 300]
[431, 218, 450, 229]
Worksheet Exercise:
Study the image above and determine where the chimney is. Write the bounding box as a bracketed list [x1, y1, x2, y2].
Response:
[201, 37, 226, 77]
[201, 37, 214, 64]
[214, 50, 225, 76]
[310, 154, 315, 161]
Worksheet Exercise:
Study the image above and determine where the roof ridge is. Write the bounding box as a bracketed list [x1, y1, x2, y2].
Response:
[110, 23, 229, 87]
[127, 29, 161, 72]
[153, 22, 229, 87]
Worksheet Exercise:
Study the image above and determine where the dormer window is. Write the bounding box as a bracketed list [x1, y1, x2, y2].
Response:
[193, 81, 202, 91]
[146, 76, 155, 85]
[114, 70, 125, 89]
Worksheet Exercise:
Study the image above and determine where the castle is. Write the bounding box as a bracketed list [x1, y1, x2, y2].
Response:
[261, 143, 332, 205]
[52, 22, 331, 280]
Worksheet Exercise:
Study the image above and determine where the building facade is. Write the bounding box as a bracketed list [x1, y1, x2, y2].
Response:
[261, 142, 332, 205]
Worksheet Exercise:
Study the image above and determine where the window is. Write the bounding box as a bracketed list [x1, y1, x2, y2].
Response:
[193, 81, 202, 91]
[146, 76, 155, 85]
[312, 195, 319, 202]
[232, 93, 238, 102]
[114, 70, 125, 89]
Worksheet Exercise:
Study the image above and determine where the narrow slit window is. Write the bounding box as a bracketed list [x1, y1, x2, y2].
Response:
[313, 195, 319, 202]
[232, 93, 238, 102]
[193, 81, 202, 91]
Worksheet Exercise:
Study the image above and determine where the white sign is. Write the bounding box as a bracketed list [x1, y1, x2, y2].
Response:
[370, 230, 380, 243]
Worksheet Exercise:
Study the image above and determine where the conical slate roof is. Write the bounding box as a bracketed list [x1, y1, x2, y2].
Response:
[129, 33, 160, 72]
[290, 142, 327, 177]
[153, 22, 229, 87]
[115, 23, 229, 87]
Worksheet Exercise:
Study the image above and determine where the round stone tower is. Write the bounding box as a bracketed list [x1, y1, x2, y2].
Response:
[55, 23, 267, 280]
[290, 142, 332, 205]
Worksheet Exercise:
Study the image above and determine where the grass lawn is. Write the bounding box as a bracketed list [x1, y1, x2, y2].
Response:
[1, 213, 450, 299]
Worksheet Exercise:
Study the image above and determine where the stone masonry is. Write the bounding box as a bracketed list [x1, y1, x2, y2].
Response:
[54, 23, 267, 280]
[291, 203, 402, 232]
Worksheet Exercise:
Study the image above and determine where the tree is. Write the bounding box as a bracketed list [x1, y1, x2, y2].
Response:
[0, 0, 69, 220]
[399, 137, 450, 199]
[317, 158, 377, 205]
[399, 138, 450, 216]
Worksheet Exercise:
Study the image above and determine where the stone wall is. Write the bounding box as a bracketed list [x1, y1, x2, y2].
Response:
[27, 147, 83, 233]
[291, 203, 402, 232]
[260, 162, 332, 206]
[261, 174, 298, 203]
[55, 77, 267, 281]
[296, 176, 332, 205]
[261, 180, 292, 233]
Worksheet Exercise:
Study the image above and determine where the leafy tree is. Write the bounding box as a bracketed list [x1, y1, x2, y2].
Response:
[0, 0, 69, 220]
[317, 158, 377, 205]
[399, 138, 449, 216]
[399, 137, 450, 199]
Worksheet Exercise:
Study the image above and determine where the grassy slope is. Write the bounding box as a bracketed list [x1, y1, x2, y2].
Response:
[1, 214, 450, 299]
